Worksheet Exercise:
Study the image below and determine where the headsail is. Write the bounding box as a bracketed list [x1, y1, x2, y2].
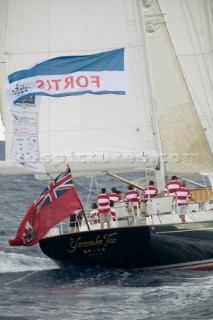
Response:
[159, 0, 213, 153]
[146, 1, 213, 174]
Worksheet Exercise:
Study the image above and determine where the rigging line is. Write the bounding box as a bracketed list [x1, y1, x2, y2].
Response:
[94, 178, 99, 195]
[74, 180, 98, 196]
[185, 1, 213, 95]
[183, 0, 213, 109]
[181, 70, 213, 136]
[184, 0, 213, 91]
[95, 181, 112, 194]
[201, 174, 211, 200]
[85, 176, 94, 210]
[180, 0, 213, 120]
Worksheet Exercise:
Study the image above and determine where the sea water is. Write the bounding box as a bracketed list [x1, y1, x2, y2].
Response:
[1, 142, 213, 320]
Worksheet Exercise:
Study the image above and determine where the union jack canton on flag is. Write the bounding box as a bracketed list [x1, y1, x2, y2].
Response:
[34, 167, 75, 212]
[8, 167, 82, 247]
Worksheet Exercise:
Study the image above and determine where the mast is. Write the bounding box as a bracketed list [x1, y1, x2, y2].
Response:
[135, 0, 165, 190]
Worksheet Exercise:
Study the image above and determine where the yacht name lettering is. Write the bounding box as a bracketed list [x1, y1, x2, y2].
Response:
[36, 75, 100, 91]
[68, 233, 117, 253]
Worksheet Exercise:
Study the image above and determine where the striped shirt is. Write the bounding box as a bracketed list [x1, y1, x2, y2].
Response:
[108, 193, 122, 202]
[125, 190, 140, 209]
[97, 194, 110, 214]
[175, 187, 192, 206]
[143, 186, 158, 199]
[164, 181, 181, 195]
[90, 209, 99, 218]
[90, 209, 100, 223]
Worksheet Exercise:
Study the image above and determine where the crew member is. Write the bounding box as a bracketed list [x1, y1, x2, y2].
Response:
[175, 180, 196, 223]
[97, 188, 111, 229]
[125, 185, 140, 212]
[164, 176, 181, 196]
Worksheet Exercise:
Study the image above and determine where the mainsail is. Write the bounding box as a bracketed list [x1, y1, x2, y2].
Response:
[0, 0, 212, 178]
[0, 0, 161, 177]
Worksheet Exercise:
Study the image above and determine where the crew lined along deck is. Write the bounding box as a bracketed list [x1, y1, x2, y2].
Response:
[45, 196, 213, 237]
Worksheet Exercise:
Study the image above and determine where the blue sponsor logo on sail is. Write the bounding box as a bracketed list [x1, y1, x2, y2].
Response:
[7, 48, 128, 103]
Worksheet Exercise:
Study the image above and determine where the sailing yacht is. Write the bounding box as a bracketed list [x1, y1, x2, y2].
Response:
[1, 0, 213, 270]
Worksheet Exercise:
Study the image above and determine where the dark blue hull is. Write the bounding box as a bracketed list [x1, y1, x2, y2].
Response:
[39, 221, 213, 270]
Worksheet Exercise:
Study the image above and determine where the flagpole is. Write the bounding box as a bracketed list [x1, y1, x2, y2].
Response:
[80, 202, 90, 231]
[67, 165, 90, 231]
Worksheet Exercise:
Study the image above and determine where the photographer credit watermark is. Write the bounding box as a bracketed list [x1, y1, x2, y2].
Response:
[42, 152, 152, 164]
[17, 151, 201, 165]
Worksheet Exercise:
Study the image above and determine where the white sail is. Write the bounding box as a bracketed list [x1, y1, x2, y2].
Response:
[145, 1, 213, 174]
[159, 0, 213, 152]
[0, 0, 212, 178]
[0, 0, 7, 141]
[0, 0, 161, 176]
